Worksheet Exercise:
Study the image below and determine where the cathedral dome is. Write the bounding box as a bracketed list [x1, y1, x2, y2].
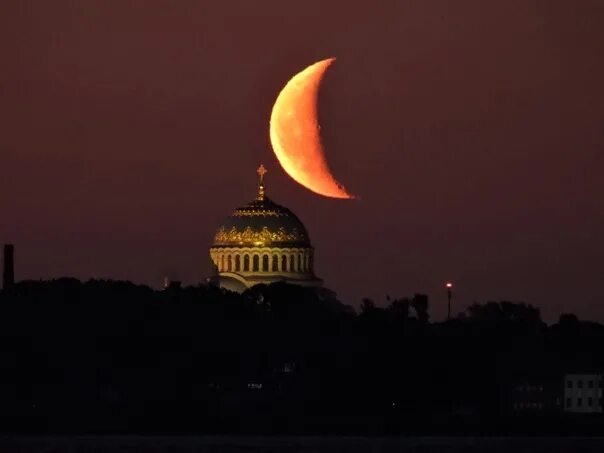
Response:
[208, 165, 321, 293]
[213, 196, 311, 248]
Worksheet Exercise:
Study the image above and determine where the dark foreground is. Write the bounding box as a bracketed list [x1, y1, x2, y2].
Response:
[3, 436, 604, 452]
[2, 280, 604, 436]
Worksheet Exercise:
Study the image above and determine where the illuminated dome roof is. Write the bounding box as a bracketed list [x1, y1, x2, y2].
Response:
[213, 165, 311, 248]
[208, 165, 321, 293]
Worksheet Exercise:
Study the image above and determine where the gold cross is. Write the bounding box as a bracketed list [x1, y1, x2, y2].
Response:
[256, 164, 268, 200]
[257, 164, 267, 183]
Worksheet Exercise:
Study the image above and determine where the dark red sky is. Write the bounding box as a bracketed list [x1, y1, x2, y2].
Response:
[1, 1, 603, 321]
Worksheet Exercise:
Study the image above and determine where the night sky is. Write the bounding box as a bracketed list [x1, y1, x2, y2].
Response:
[1, 1, 603, 321]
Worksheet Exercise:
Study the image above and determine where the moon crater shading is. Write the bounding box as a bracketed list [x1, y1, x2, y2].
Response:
[269, 58, 354, 199]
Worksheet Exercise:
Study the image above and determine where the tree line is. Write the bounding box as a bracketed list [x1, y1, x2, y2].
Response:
[0, 278, 602, 434]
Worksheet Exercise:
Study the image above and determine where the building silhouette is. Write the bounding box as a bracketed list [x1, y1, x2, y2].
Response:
[564, 374, 604, 413]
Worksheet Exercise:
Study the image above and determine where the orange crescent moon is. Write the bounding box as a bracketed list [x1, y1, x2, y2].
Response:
[269, 58, 354, 199]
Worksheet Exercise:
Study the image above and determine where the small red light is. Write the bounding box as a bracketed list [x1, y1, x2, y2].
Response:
[445, 282, 453, 289]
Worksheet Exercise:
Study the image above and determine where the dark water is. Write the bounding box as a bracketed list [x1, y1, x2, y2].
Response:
[2, 436, 604, 453]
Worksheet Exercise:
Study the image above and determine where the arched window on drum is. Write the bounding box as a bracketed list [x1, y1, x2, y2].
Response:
[253, 254, 260, 272]
[281, 255, 288, 272]
[262, 254, 269, 272]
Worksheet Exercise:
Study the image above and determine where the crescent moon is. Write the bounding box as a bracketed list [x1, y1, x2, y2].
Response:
[269, 58, 354, 199]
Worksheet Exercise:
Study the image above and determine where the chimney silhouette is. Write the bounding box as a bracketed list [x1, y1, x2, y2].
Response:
[3, 244, 14, 290]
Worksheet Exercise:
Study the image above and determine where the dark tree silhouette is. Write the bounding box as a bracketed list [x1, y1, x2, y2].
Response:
[411, 293, 429, 324]
[0, 279, 602, 435]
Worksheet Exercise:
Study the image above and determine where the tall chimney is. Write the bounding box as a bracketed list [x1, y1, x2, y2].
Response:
[3, 244, 14, 290]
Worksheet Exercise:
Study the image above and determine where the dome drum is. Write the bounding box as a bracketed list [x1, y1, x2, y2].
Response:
[210, 246, 314, 276]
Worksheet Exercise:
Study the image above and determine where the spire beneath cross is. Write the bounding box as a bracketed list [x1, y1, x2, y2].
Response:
[256, 164, 267, 200]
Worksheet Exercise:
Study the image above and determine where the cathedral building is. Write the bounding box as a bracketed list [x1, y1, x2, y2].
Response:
[209, 165, 322, 293]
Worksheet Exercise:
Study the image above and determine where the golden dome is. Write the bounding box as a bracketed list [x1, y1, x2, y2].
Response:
[208, 165, 321, 293]
[212, 165, 311, 248]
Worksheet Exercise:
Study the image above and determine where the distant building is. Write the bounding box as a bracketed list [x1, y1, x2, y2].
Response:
[564, 373, 603, 413]
[2, 244, 14, 290]
[502, 374, 561, 414]
[209, 165, 322, 293]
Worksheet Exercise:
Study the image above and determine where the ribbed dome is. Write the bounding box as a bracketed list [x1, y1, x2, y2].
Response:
[213, 196, 311, 248]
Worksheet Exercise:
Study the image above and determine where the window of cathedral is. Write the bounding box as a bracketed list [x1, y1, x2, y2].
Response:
[235, 255, 241, 272]
[289, 255, 296, 272]
[244, 254, 250, 272]
[281, 255, 288, 272]
[220, 255, 225, 272]
[298, 253, 304, 272]
[262, 254, 269, 272]
[253, 254, 259, 272]
[227, 255, 232, 272]
[272, 255, 278, 272]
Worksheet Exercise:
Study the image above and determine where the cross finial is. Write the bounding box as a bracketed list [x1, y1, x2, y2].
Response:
[257, 164, 267, 183]
[256, 164, 267, 200]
